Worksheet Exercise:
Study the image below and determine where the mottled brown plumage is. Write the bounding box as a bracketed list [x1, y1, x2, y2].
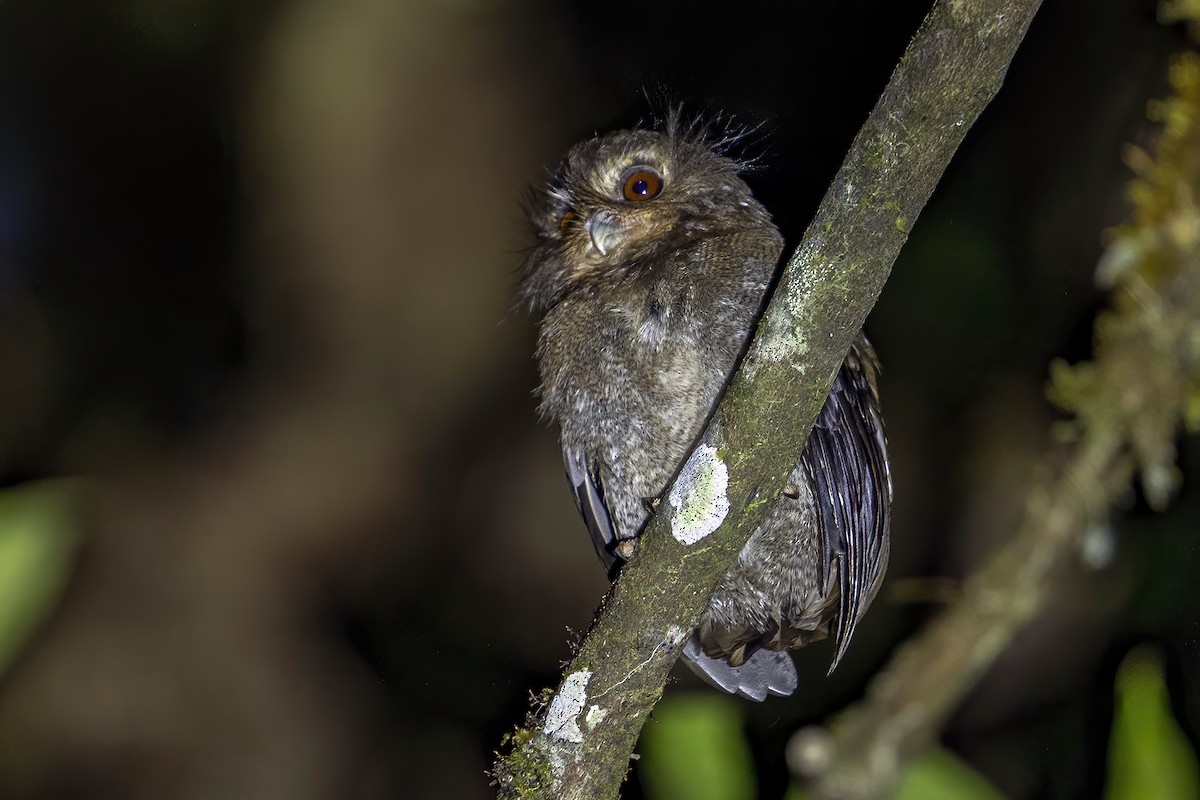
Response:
[521, 116, 892, 700]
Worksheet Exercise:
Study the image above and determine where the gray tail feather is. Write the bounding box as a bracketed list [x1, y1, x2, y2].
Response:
[681, 634, 798, 702]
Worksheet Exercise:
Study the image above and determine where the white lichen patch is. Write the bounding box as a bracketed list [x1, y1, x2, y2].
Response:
[545, 671, 591, 744]
[584, 704, 608, 730]
[664, 625, 689, 646]
[668, 444, 730, 544]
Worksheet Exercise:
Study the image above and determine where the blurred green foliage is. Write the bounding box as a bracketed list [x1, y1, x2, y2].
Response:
[639, 693, 1008, 800]
[0, 480, 81, 678]
[638, 694, 757, 800]
[889, 748, 1008, 800]
[1105, 645, 1200, 800]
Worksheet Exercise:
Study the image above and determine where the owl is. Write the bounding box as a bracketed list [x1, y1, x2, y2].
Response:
[520, 115, 892, 701]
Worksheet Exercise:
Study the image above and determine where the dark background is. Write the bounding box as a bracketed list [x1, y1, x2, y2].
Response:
[0, 0, 1196, 798]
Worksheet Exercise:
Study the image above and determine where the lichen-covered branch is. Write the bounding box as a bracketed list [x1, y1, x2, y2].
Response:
[789, 30, 1200, 800]
[492, 0, 1045, 796]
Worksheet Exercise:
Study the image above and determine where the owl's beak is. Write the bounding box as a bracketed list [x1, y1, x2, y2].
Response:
[586, 211, 622, 257]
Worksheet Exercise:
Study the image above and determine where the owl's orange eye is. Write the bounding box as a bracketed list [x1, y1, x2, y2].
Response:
[621, 168, 663, 202]
[559, 210, 575, 231]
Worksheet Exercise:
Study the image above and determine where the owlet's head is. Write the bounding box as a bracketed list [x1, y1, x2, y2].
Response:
[519, 116, 774, 311]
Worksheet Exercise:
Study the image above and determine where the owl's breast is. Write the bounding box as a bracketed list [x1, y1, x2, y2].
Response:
[535, 230, 780, 538]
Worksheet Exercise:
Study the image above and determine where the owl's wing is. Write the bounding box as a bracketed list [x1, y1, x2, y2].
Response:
[563, 447, 621, 573]
[801, 335, 892, 671]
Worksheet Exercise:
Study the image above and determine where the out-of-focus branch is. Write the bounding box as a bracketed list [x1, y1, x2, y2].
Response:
[790, 33, 1200, 800]
[493, 0, 1045, 796]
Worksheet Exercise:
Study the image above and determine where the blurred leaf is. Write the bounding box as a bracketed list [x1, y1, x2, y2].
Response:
[639, 693, 755, 800]
[0, 480, 82, 677]
[894, 747, 1007, 800]
[787, 745, 1004, 800]
[785, 781, 809, 800]
[1105, 645, 1200, 800]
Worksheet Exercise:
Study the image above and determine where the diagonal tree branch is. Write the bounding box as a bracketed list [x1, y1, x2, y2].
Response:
[494, 0, 1044, 796]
